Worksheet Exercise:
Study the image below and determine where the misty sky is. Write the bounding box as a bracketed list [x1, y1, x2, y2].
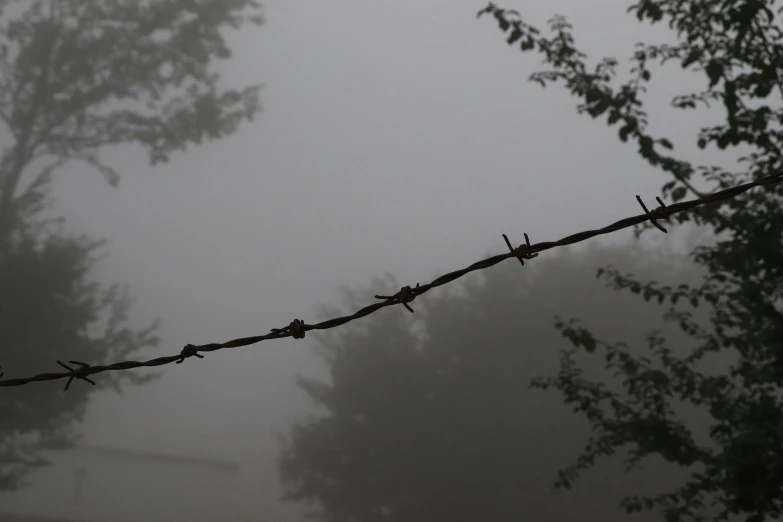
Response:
[0, 1, 734, 521]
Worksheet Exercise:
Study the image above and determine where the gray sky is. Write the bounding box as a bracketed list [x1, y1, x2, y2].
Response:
[0, 1, 729, 521]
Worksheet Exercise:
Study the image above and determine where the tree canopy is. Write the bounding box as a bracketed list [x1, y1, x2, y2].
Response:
[280, 241, 707, 522]
[479, 1, 783, 521]
[0, 0, 263, 237]
[0, 220, 160, 491]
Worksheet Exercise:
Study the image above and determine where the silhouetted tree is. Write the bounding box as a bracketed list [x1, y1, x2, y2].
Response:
[480, 2, 783, 520]
[0, 0, 262, 492]
[0, 0, 263, 241]
[280, 241, 706, 522]
[0, 216, 161, 492]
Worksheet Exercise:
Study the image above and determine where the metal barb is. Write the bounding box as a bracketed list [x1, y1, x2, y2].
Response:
[176, 344, 204, 364]
[270, 318, 307, 339]
[57, 360, 96, 391]
[286, 319, 307, 339]
[376, 283, 420, 313]
[503, 233, 539, 266]
[636, 195, 668, 233]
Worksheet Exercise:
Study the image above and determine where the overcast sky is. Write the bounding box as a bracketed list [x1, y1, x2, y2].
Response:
[0, 1, 729, 521]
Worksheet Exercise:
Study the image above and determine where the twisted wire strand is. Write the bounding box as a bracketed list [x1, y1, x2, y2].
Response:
[2, 170, 781, 389]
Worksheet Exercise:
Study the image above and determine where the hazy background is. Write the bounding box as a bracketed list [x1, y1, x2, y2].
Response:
[0, 1, 727, 521]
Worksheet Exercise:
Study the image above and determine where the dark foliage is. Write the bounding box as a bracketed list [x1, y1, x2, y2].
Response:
[0, 217, 160, 491]
[280, 242, 707, 522]
[480, 1, 783, 520]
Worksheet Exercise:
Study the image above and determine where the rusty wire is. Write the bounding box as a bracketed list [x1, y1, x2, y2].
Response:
[2, 170, 782, 390]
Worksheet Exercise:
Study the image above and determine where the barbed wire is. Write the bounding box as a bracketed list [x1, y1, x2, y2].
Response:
[2, 170, 782, 390]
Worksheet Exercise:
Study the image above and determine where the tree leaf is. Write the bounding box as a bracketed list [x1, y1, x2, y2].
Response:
[706, 60, 724, 87]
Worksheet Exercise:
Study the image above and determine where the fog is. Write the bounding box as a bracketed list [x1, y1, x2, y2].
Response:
[0, 1, 736, 521]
